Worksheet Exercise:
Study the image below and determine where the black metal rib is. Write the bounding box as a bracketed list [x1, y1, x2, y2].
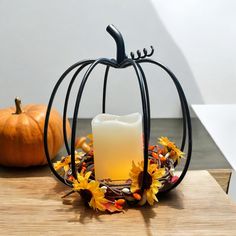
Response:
[137, 59, 187, 152]
[102, 63, 151, 141]
[63, 61, 93, 154]
[122, 59, 150, 192]
[101, 59, 150, 191]
[70, 58, 118, 179]
[102, 66, 110, 113]
[138, 58, 192, 193]
[136, 63, 151, 141]
[44, 60, 93, 186]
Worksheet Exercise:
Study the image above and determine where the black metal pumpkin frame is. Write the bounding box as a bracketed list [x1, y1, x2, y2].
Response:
[44, 24, 192, 197]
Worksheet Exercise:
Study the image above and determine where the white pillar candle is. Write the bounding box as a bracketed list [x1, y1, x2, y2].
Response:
[92, 113, 143, 181]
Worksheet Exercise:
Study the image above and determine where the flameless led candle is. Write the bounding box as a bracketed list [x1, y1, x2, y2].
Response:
[92, 113, 143, 181]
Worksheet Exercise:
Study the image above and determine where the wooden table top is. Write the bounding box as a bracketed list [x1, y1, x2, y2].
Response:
[0, 170, 236, 235]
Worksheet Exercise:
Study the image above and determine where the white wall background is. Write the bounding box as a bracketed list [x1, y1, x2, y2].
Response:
[0, 0, 235, 118]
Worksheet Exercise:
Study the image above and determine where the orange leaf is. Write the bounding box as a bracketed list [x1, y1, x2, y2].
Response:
[102, 202, 124, 213]
[133, 193, 141, 200]
[152, 152, 158, 159]
[148, 145, 155, 151]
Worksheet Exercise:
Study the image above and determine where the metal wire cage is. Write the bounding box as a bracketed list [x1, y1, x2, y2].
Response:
[43, 24, 192, 194]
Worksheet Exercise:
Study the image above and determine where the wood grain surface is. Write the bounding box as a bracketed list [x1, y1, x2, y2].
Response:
[208, 169, 232, 192]
[0, 170, 236, 236]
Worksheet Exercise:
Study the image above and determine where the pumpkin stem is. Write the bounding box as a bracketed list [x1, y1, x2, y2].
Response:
[15, 97, 23, 114]
[106, 25, 127, 64]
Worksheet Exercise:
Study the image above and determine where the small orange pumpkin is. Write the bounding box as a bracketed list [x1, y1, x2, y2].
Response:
[0, 98, 71, 167]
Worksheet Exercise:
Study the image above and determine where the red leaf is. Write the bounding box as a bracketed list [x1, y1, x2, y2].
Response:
[171, 176, 179, 184]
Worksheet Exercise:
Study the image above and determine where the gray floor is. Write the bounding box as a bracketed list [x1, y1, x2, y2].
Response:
[75, 118, 231, 170]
